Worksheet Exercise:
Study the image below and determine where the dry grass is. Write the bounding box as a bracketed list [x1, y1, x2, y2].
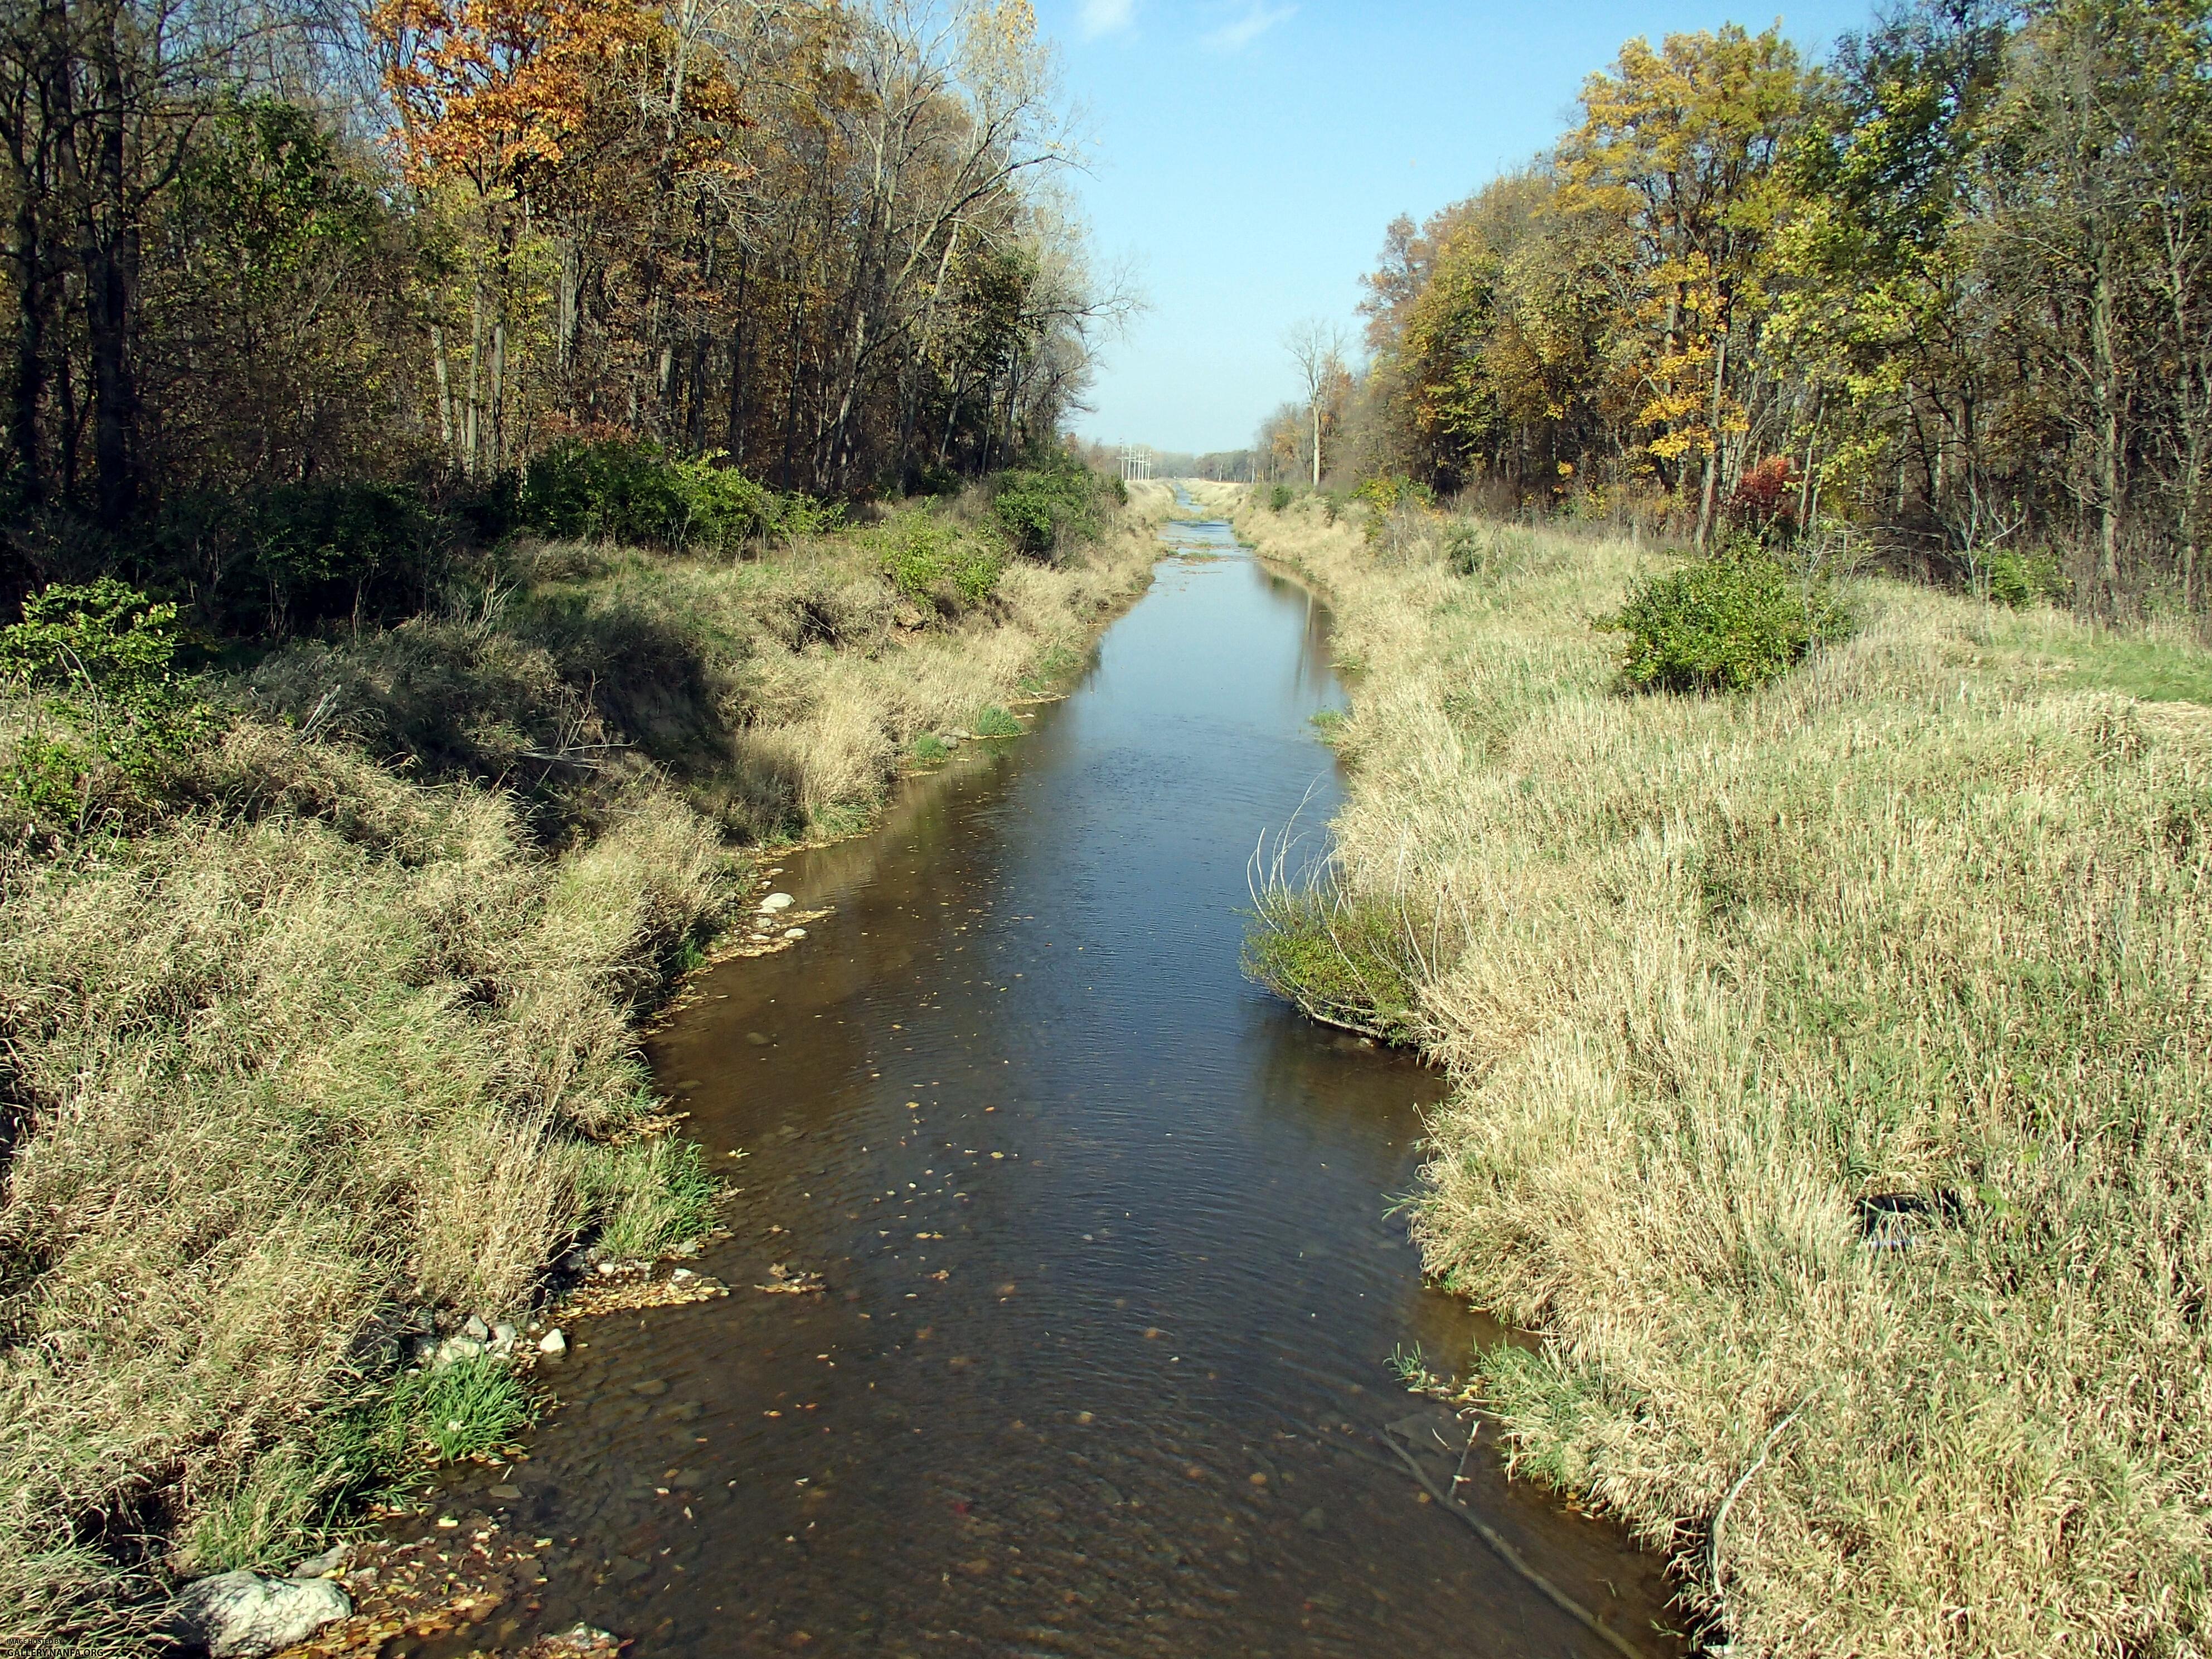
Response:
[0, 486, 1165, 1653]
[1223, 481, 2212, 1658]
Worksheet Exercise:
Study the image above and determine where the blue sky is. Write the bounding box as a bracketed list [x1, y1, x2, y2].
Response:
[1039, 0, 1883, 455]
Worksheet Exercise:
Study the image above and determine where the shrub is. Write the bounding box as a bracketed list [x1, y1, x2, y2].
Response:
[1600, 547, 1851, 693]
[972, 704, 1022, 738]
[1985, 546, 2067, 608]
[1727, 453, 1799, 540]
[991, 458, 1106, 556]
[520, 438, 806, 553]
[1269, 484, 1293, 513]
[1, 579, 216, 833]
[155, 481, 452, 637]
[881, 514, 1003, 612]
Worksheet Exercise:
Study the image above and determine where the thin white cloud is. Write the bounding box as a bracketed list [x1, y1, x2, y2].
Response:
[1201, 1, 1294, 52]
[1079, 0, 1134, 38]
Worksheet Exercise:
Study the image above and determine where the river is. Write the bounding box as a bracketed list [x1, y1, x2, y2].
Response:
[428, 510, 1678, 1657]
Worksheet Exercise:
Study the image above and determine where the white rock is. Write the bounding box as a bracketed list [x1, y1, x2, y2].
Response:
[671, 1268, 696, 1282]
[783, 927, 807, 940]
[489, 1322, 518, 1355]
[171, 1570, 350, 1658]
[539, 1327, 567, 1355]
[462, 1313, 490, 1342]
[758, 892, 795, 912]
[431, 1335, 484, 1370]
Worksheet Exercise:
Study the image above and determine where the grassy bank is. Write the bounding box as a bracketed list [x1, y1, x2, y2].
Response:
[0, 480, 1166, 1654]
[1221, 481, 2212, 1657]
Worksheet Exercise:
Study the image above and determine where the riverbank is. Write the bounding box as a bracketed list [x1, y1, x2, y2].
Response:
[0, 480, 1167, 1655]
[1220, 482, 2212, 1657]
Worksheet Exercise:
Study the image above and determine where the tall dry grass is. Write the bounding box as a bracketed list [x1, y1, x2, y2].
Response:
[1224, 482, 2212, 1658]
[0, 487, 1165, 1653]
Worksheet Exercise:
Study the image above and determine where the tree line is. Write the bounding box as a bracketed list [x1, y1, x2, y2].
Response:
[0, 0, 1119, 615]
[1269, 0, 2212, 613]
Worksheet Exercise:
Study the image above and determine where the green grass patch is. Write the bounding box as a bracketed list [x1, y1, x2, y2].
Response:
[972, 705, 1023, 738]
[2059, 634, 2212, 705]
[183, 1351, 540, 1573]
[913, 732, 951, 764]
[580, 1136, 721, 1260]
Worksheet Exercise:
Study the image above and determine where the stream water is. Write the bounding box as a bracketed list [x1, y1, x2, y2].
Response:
[431, 513, 1679, 1657]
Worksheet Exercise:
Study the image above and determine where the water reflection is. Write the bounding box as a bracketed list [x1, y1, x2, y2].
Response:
[433, 519, 1678, 1658]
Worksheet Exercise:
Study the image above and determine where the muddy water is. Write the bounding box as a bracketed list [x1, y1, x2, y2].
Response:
[448, 518, 1679, 1656]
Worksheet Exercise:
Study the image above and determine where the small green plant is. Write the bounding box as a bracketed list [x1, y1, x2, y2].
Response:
[1269, 483, 1293, 513]
[520, 438, 804, 553]
[1599, 546, 1852, 694]
[913, 732, 951, 764]
[1443, 521, 1486, 576]
[582, 1135, 721, 1259]
[972, 705, 1023, 738]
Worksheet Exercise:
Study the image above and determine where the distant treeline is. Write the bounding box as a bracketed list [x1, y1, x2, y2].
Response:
[1263, 0, 2212, 613]
[0, 0, 1119, 616]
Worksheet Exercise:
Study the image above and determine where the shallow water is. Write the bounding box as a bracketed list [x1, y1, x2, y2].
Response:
[431, 517, 1679, 1657]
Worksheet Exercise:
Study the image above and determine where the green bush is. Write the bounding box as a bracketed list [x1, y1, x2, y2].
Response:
[520, 438, 815, 553]
[1985, 546, 2068, 609]
[991, 458, 1107, 556]
[1269, 484, 1293, 513]
[1, 579, 215, 832]
[881, 515, 1004, 611]
[1600, 549, 1852, 694]
[972, 704, 1022, 738]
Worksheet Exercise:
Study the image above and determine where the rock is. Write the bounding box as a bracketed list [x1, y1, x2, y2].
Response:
[488, 1484, 523, 1501]
[538, 1327, 567, 1355]
[940, 733, 962, 749]
[630, 1379, 668, 1396]
[759, 891, 794, 912]
[1301, 1506, 1327, 1533]
[289, 1542, 351, 1579]
[671, 1268, 696, 1282]
[489, 1322, 518, 1355]
[783, 927, 807, 940]
[462, 1313, 491, 1342]
[536, 1626, 621, 1656]
[431, 1335, 485, 1370]
[170, 1570, 351, 1657]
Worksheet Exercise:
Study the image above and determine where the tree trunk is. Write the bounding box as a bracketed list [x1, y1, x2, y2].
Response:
[2090, 237, 2123, 606]
[431, 325, 454, 455]
[1695, 324, 1729, 552]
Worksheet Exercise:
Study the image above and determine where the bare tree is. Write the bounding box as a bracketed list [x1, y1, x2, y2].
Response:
[1284, 317, 1346, 487]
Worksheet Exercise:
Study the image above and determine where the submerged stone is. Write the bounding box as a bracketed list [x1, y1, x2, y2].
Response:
[169, 1570, 350, 1657]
